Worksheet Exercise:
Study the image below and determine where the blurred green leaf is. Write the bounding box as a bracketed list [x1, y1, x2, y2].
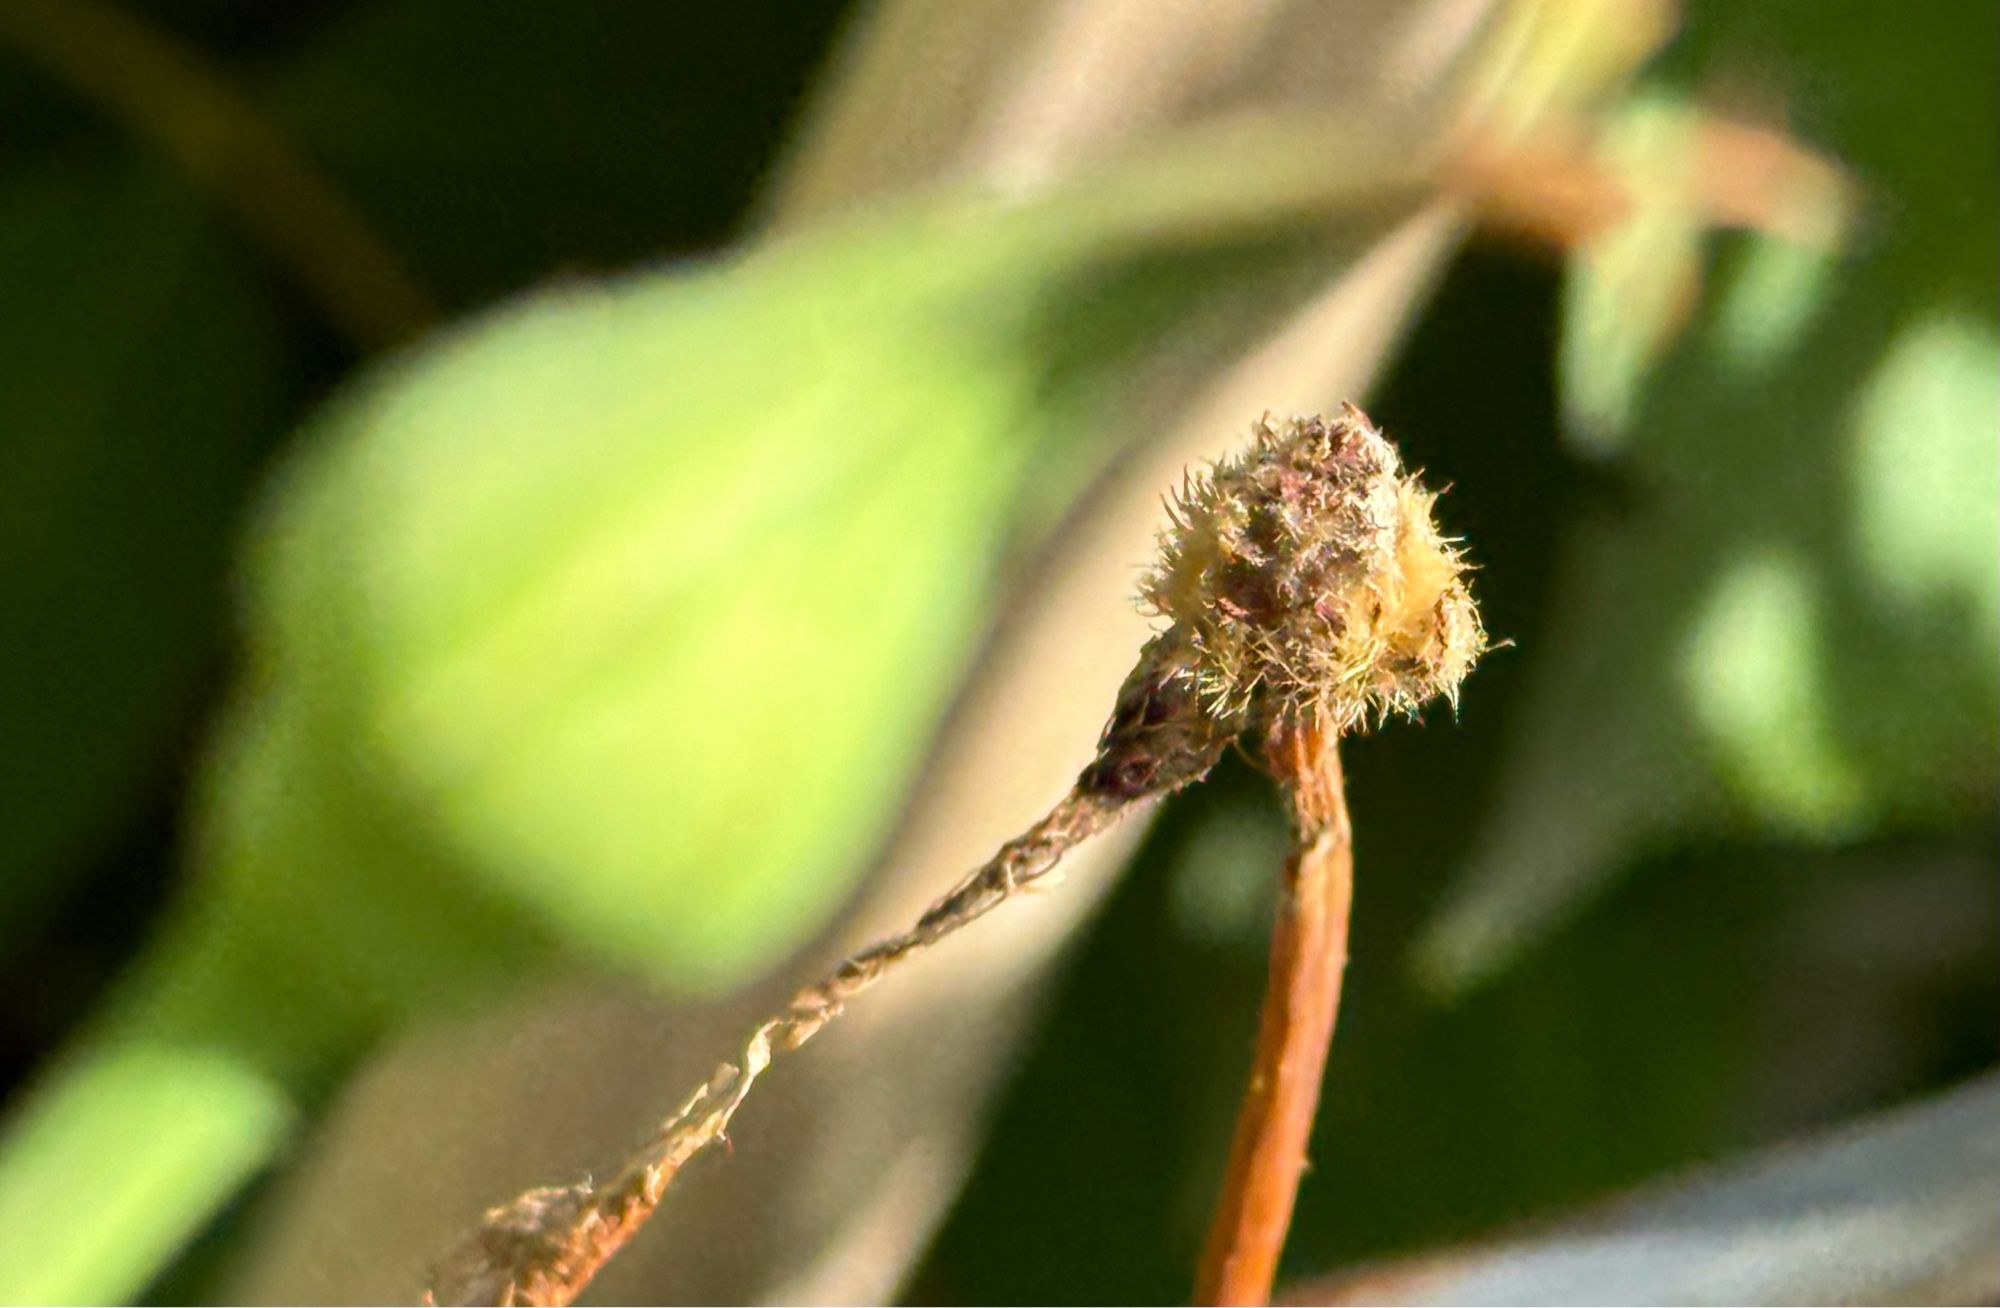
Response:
[1557, 92, 1705, 448]
[231, 133, 1403, 1000]
[0, 112, 1421, 1303]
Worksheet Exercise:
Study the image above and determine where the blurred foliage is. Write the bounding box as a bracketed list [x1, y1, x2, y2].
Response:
[1419, 0, 1998, 987]
[0, 1, 851, 1297]
[926, 0, 1999, 1300]
[0, 0, 846, 1023]
[3, 0, 1440, 1296]
[0, 0, 1992, 1304]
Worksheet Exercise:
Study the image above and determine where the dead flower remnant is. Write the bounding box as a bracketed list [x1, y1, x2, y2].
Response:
[426, 404, 1485, 1306]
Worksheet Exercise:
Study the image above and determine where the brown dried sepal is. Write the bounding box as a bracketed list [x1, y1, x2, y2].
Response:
[1077, 632, 1234, 801]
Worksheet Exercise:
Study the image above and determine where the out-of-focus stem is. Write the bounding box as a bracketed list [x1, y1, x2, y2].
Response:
[0, 0, 434, 347]
[0, 1037, 294, 1304]
[0, 896, 313, 1307]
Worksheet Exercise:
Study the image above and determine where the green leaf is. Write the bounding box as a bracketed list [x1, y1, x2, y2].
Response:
[241, 221, 1054, 990]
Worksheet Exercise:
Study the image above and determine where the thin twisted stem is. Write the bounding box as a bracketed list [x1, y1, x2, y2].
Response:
[426, 787, 1127, 1307]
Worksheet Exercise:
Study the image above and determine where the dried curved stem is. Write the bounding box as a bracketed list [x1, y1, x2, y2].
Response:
[425, 787, 1128, 1306]
[1195, 721, 1354, 1306]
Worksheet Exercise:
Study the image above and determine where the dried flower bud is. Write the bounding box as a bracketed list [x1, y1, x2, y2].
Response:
[1144, 404, 1486, 736]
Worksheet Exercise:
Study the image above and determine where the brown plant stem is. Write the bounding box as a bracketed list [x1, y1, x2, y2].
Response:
[1195, 718, 1354, 1307]
[426, 789, 1126, 1306]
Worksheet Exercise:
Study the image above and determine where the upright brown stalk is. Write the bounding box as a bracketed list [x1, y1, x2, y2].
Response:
[1134, 405, 1482, 1305]
[425, 407, 1484, 1305]
[1195, 721, 1353, 1306]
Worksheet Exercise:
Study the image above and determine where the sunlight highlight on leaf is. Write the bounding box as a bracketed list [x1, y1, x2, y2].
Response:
[1681, 551, 1866, 837]
[1848, 314, 2000, 645]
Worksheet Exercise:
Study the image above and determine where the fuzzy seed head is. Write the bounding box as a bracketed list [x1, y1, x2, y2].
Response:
[1143, 405, 1486, 736]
